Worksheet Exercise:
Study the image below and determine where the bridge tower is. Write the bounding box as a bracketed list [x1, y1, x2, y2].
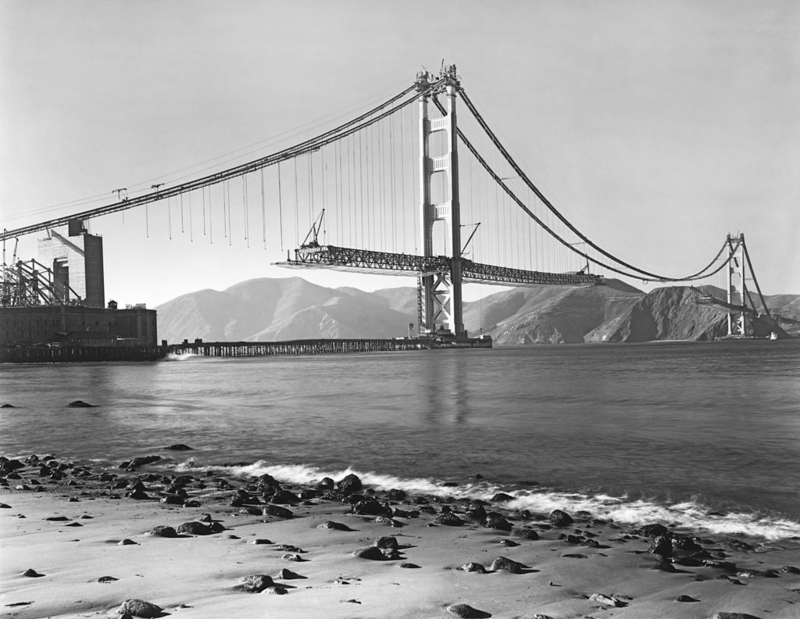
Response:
[417, 65, 466, 341]
[726, 233, 748, 336]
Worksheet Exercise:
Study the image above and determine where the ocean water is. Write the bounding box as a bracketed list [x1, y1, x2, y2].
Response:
[2, 339, 799, 540]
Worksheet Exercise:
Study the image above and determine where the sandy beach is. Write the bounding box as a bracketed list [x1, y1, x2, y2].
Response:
[1, 452, 799, 619]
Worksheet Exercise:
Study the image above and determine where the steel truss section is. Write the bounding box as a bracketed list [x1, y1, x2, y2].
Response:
[1, 259, 83, 307]
[277, 245, 602, 288]
[462, 262, 601, 286]
[281, 245, 450, 276]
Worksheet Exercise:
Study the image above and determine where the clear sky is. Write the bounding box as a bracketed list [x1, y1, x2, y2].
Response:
[1, 0, 798, 306]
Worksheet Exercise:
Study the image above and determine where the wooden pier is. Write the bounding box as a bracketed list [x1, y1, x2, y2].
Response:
[2, 336, 491, 363]
[0, 344, 166, 363]
[167, 338, 428, 357]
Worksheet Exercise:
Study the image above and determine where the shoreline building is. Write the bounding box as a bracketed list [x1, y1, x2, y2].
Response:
[1, 219, 158, 351]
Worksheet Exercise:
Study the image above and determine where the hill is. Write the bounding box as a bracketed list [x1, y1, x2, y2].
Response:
[155, 277, 798, 344]
[155, 277, 413, 344]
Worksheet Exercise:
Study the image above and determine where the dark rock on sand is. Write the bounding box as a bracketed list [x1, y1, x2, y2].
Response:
[98, 576, 119, 583]
[710, 614, 763, 619]
[176, 521, 216, 535]
[446, 602, 491, 618]
[116, 599, 163, 617]
[126, 481, 150, 500]
[164, 444, 193, 451]
[275, 568, 306, 579]
[589, 593, 627, 607]
[649, 535, 673, 557]
[66, 400, 96, 408]
[316, 477, 335, 490]
[511, 527, 539, 540]
[672, 534, 703, 553]
[160, 494, 184, 505]
[118, 539, 137, 545]
[237, 574, 274, 593]
[1, 459, 25, 474]
[1, 403, 16, 408]
[433, 512, 465, 526]
[353, 546, 385, 560]
[270, 489, 300, 504]
[337, 473, 363, 495]
[387, 488, 407, 501]
[262, 504, 294, 519]
[399, 562, 420, 568]
[675, 594, 700, 602]
[464, 502, 487, 523]
[460, 562, 487, 573]
[485, 512, 512, 531]
[374, 536, 399, 550]
[317, 520, 353, 531]
[256, 473, 282, 493]
[549, 509, 573, 527]
[22, 568, 44, 577]
[650, 557, 677, 572]
[146, 525, 178, 538]
[489, 556, 528, 573]
[353, 497, 391, 516]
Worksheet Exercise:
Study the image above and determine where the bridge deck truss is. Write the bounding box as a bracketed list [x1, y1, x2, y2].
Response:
[276, 245, 602, 287]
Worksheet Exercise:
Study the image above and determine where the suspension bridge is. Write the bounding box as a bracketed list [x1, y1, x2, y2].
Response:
[1, 65, 778, 343]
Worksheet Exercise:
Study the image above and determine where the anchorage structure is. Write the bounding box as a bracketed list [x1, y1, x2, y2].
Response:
[280, 66, 601, 341]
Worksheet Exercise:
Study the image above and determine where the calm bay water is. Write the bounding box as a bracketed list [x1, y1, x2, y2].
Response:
[2, 340, 799, 539]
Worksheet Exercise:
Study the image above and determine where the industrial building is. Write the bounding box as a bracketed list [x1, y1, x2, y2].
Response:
[1, 219, 159, 356]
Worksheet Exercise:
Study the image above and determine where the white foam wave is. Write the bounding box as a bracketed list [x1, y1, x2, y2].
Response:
[172, 459, 800, 541]
[165, 353, 197, 361]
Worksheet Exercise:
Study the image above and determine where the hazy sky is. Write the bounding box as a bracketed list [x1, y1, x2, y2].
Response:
[1, 0, 798, 306]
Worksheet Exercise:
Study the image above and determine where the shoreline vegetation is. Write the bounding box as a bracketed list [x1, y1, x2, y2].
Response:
[2, 450, 799, 619]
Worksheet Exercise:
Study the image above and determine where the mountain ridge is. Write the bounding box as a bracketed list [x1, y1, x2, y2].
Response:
[155, 277, 799, 344]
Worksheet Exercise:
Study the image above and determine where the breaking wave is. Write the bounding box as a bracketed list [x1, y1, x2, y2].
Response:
[173, 459, 800, 541]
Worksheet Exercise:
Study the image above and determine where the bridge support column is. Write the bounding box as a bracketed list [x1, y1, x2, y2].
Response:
[727, 233, 748, 336]
[416, 66, 466, 341]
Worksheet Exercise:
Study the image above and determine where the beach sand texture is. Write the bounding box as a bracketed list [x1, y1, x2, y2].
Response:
[1, 453, 799, 619]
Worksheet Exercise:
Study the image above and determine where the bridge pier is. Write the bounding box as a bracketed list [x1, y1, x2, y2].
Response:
[417, 65, 466, 341]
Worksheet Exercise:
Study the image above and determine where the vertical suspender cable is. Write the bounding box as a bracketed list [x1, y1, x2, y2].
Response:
[227, 181, 232, 246]
[260, 168, 266, 249]
[278, 162, 284, 252]
[188, 191, 193, 242]
[390, 113, 396, 251]
[243, 175, 249, 248]
[359, 129, 365, 249]
[294, 158, 299, 245]
[202, 187, 206, 237]
[400, 105, 406, 252]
